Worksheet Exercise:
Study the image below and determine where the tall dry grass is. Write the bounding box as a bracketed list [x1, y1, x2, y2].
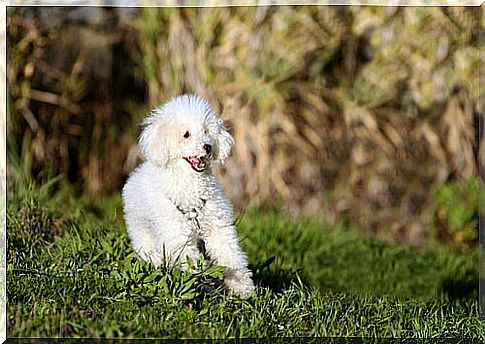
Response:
[6, 6, 482, 244]
[7, 8, 144, 197]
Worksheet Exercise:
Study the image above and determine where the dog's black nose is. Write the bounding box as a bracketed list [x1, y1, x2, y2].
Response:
[203, 144, 212, 154]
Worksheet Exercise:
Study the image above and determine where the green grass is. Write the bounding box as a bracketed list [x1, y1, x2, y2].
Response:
[7, 182, 483, 339]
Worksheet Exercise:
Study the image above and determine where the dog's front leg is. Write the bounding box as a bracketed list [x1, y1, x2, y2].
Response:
[203, 221, 255, 298]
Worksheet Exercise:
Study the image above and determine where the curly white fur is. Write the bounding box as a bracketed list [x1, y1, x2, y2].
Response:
[122, 94, 255, 298]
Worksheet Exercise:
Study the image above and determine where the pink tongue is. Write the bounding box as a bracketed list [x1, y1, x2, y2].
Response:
[190, 157, 202, 167]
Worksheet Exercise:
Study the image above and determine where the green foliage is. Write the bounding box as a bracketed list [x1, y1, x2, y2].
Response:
[433, 177, 479, 249]
[435, 178, 478, 229]
[7, 183, 481, 338]
[242, 209, 478, 301]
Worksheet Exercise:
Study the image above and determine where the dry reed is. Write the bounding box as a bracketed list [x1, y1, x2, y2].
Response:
[7, 6, 482, 244]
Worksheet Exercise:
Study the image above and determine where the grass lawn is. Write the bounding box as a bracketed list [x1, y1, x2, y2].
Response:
[6, 183, 483, 339]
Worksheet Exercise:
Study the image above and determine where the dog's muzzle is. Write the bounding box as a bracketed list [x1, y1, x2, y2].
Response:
[184, 156, 208, 173]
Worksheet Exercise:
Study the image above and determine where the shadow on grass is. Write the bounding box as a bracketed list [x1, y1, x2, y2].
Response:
[252, 256, 309, 293]
[441, 268, 478, 301]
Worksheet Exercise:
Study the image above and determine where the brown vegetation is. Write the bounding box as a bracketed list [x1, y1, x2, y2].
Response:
[7, 6, 482, 244]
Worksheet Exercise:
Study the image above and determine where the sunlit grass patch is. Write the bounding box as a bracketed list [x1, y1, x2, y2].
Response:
[6, 183, 482, 338]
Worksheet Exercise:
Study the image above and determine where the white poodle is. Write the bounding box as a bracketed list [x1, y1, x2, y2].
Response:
[122, 94, 255, 298]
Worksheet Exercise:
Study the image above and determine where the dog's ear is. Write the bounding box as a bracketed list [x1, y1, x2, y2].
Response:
[215, 120, 234, 164]
[139, 115, 171, 166]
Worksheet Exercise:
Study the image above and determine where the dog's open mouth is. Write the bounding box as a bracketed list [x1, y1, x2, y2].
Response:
[184, 156, 206, 173]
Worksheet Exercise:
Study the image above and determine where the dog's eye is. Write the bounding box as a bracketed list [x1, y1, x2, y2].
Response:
[183, 130, 190, 139]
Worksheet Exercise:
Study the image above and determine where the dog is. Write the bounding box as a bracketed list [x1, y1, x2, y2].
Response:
[122, 94, 255, 298]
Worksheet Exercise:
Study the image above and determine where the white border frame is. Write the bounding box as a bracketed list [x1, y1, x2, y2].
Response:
[1, 1, 483, 342]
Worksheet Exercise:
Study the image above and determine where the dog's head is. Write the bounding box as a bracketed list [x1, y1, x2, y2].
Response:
[138, 94, 234, 173]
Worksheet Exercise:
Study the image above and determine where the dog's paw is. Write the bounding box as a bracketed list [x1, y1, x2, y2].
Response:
[224, 268, 256, 298]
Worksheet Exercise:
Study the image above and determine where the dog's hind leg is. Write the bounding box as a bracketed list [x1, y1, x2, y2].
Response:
[126, 217, 163, 267]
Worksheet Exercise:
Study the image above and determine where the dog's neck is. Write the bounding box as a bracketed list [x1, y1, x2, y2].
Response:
[160, 160, 215, 210]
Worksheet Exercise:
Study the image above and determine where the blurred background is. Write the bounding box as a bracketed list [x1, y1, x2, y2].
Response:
[6, 6, 482, 248]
